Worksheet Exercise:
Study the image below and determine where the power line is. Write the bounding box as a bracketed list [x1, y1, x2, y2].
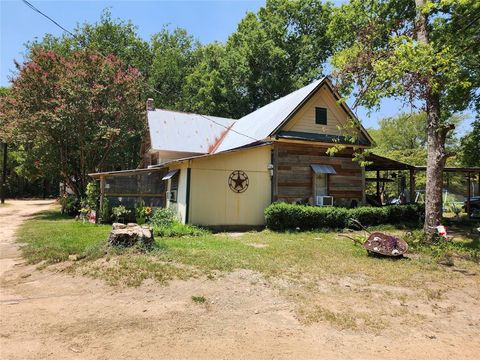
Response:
[22, 0, 74, 37]
[21, 0, 261, 143]
[198, 115, 259, 142]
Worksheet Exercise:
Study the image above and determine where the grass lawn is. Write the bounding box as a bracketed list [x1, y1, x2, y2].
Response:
[17, 209, 480, 330]
[17, 211, 111, 264]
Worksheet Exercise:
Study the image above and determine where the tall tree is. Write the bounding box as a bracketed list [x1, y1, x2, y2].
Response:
[27, 9, 152, 79]
[0, 49, 145, 198]
[148, 27, 201, 110]
[329, 0, 479, 240]
[193, 0, 334, 117]
[182, 43, 230, 116]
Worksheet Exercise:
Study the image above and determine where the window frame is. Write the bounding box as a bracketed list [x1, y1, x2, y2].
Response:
[315, 107, 327, 125]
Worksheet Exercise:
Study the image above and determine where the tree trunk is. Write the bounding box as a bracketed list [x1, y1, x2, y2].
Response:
[424, 93, 446, 240]
[415, 0, 451, 241]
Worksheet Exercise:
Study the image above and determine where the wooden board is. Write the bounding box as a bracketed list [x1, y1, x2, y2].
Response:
[275, 142, 364, 205]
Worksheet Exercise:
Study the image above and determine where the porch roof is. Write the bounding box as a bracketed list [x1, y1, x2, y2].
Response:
[89, 166, 166, 179]
[365, 154, 416, 171]
[415, 166, 480, 174]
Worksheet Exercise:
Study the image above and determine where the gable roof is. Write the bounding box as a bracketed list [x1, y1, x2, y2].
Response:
[214, 78, 325, 152]
[147, 77, 373, 155]
[148, 110, 236, 154]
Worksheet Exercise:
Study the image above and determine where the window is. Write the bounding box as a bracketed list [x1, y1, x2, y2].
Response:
[315, 173, 328, 197]
[315, 107, 327, 125]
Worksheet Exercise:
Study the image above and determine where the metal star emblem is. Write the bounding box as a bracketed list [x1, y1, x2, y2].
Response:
[228, 170, 249, 193]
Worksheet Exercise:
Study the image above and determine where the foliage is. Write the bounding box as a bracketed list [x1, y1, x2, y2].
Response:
[369, 112, 463, 166]
[404, 229, 479, 263]
[149, 207, 207, 237]
[112, 205, 131, 223]
[0, 48, 145, 199]
[29, 9, 152, 78]
[329, 0, 478, 115]
[367, 112, 464, 199]
[135, 200, 152, 225]
[99, 197, 111, 224]
[153, 222, 208, 238]
[149, 207, 177, 228]
[264, 202, 424, 231]
[59, 194, 80, 216]
[191, 295, 206, 304]
[83, 181, 99, 210]
[0, 86, 10, 98]
[448, 202, 462, 218]
[1, 88, 59, 198]
[149, 26, 201, 110]
[181, 43, 230, 116]
[328, 0, 479, 238]
[459, 117, 480, 167]
[220, 0, 333, 117]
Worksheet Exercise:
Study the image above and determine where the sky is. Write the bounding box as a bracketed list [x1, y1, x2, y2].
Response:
[0, 0, 474, 133]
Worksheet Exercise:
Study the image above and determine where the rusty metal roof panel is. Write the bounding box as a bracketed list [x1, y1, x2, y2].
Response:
[148, 110, 236, 154]
[214, 78, 324, 153]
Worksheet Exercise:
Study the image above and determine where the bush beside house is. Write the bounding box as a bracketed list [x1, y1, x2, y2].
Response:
[265, 202, 424, 231]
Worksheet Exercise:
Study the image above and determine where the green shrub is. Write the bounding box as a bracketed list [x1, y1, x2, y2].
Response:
[150, 207, 177, 228]
[149, 207, 208, 237]
[100, 198, 111, 224]
[59, 194, 80, 216]
[84, 181, 99, 210]
[135, 200, 147, 225]
[265, 202, 424, 231]
[112, 205, 131, 223]
[153, 222, 208, 237]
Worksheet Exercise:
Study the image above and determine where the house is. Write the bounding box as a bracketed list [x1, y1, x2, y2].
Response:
[90, 77, 379, 228]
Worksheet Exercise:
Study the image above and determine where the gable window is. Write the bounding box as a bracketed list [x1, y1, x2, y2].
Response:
[315, 107, 327, 125]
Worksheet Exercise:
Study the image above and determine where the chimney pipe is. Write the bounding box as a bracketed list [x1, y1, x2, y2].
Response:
[146, 98, 154, 111]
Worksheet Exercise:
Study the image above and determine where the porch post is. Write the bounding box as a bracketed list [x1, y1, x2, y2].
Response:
[376, 170, 380, 202]
[99, 176, 105, 219]
[409, 169, 415, 203]
[272, 145, 278, 203]
[466, 172, 471, 218]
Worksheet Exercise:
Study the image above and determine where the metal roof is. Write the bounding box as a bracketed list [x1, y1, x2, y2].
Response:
[311, 164, 337, 174]
[147, 77, 372, 155]
[365, 154, 416, 171]
[148, 109, 236, 154]
[214, 79, 324, 152]
[162, 169, 179, 180]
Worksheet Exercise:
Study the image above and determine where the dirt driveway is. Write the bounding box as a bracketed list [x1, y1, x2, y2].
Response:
[1, 200, 479, 360]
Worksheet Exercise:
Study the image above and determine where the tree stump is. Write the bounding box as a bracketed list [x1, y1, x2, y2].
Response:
[108, 223, 154, 247]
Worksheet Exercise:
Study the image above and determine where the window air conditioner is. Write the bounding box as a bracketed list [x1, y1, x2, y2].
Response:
[316, 196, 333, 206]
[168, 190, 177, 202]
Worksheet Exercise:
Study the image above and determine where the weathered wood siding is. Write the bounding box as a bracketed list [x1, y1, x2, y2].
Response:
[275, 142, 364, 206]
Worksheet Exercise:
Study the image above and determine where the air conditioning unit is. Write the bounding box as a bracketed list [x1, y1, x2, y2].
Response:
[167, 190, 177, 202]
[316, 196, 333, 206]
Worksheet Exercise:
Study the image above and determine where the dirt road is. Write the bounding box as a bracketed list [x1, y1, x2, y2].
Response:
[1, 200, 479, 359]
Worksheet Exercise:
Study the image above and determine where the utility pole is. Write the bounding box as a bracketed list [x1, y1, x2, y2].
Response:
[1, 142, 7, 204]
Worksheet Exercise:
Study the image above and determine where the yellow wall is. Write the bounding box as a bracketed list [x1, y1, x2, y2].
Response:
[189, 146, 272, 226]
[283, 85, 363, 139]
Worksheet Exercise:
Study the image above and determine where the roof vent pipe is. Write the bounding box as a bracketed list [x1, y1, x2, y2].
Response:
[146, 98, 155, 111]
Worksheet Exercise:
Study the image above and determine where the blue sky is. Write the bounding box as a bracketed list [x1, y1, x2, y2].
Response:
[0, 0, 473, 133]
